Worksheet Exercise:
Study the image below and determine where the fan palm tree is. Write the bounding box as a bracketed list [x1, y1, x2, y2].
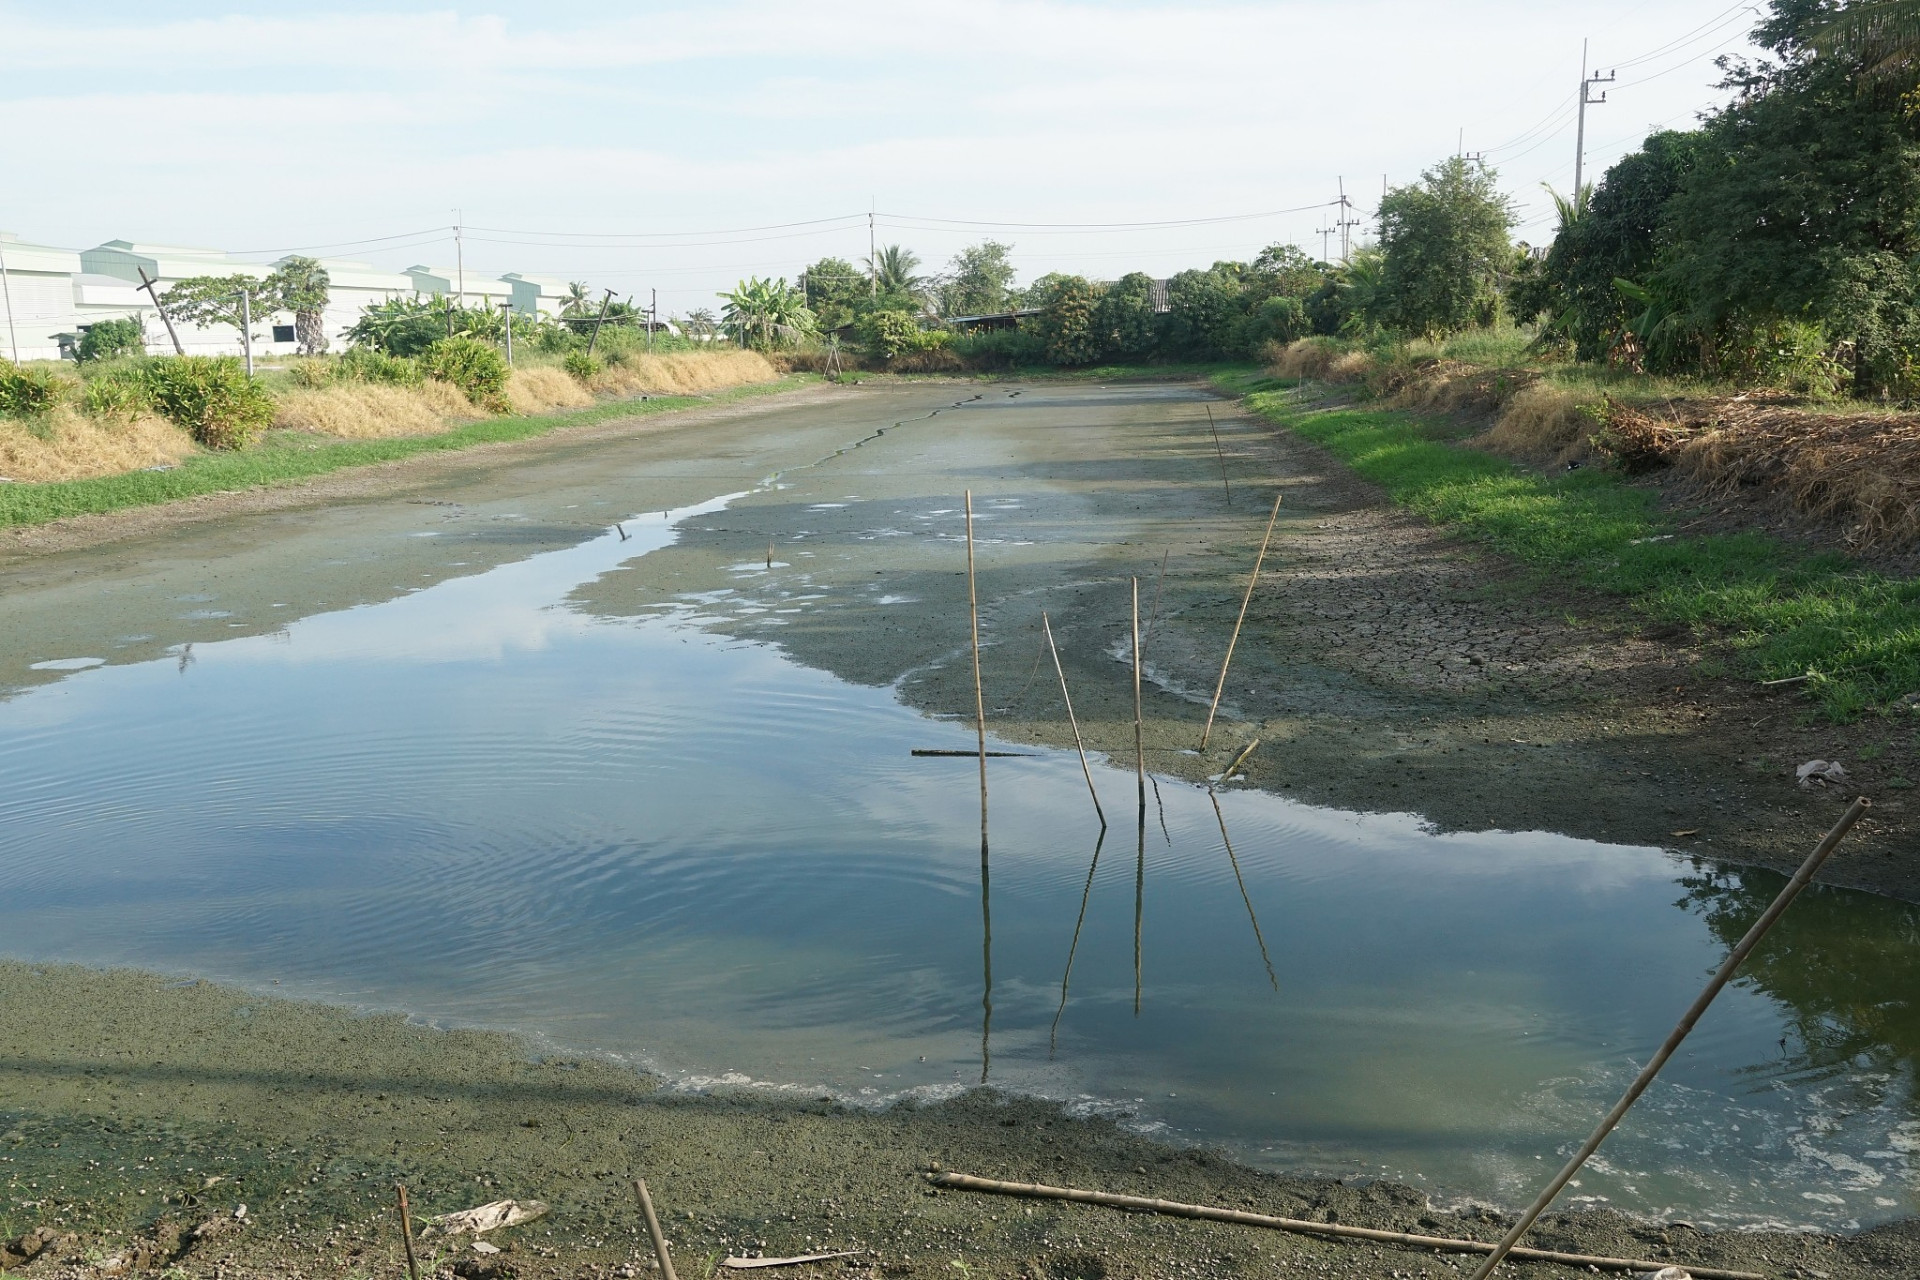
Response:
[1807, 1, 1920, 90]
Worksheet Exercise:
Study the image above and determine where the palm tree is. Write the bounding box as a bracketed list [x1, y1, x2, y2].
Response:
[864, 245, 925, 300]
[1808, 1, 1920, 90]
[718, 277, 817, 349]
[1543, 182, 1591, 233]
[561, 281, 593, 319]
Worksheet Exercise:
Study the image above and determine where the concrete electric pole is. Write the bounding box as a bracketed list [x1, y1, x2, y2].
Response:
[1574, 39, 1615, 196]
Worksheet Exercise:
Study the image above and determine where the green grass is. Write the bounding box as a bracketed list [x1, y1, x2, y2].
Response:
[0, 376, 816, 529]
[1220, 372, 1920, 720]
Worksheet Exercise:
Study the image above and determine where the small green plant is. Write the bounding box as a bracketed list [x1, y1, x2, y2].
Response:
[337, 347, 423, 387]
[82, 365, 151, 418]
[563, 350, 602, 382]
[76, 317, 147, 363]
[142, 356, 276, 449]
[283, 358, 335, 389]
[0, 360, 73, 418]
[420, 336, 509, 410]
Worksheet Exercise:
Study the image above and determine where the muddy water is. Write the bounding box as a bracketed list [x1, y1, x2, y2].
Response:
[1, 384, 1916, 1233]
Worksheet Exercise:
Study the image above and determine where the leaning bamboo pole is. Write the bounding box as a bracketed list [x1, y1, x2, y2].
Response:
[1469, 795, 1871, 1279]
[1042, 611, 1104, 827]
[1199, 492, 1282, 750]
[926, 1173, 1761, 1280]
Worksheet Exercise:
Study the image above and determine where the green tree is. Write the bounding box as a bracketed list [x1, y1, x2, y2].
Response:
[864, 245, 925, 307]
[161, 273, 278, 346]
[1161, 268, 1241, 356]
[938, 240, 1018, 317]
[1804, 0, 1920, 90]
[1521, 132, 1703, 359]
[266, 256, 330, 355]
[798, 257, 867, 331]
[1376, 157, 1515, 336]
[1094, 272, 1159, 358]
[562, 281, 593, 318]
[1028, 274, 1103, 364]
[76, 316, 146, 363]
[1652, 12, 1920, 390]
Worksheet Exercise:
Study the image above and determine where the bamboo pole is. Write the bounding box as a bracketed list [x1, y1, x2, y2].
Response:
[1131, 577, 1145, 804]
[965, 491, 988, 825]
[1043, 611, 1104, 827]
[925, 1173, 1761, 1280]
[1139, 550, 1170, 660]
[633, 1179, 680, 1280]
[1222, 739, 1260, 781]
[1200, 492, 1283, 750]
[394, 1185, 420, 1280]
[1204, 403, 1231, 505]
[1469, 795, 1872, 1280]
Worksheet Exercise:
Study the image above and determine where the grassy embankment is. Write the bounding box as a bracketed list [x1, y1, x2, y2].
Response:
[1220, 342, 1920, 721]
[0, 375, 814, 530]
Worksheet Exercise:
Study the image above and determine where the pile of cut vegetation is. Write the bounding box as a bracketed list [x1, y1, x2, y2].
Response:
[1602, 397, 1920, 550]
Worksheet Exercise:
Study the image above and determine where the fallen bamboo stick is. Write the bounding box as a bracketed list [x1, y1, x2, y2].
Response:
[1204, 403, 1231, 505]
[926, 1173, 1761, 1280]
[1469, 794, 1871, 1279]
[633, 1179, 680, 1280]
[394, 1184, 420, 1280]
[1221, 738, 1260, 781]
[1200, 492, 1282, 750]
[912, 749, 1031, 758]
[1043, 611, 1105, 827]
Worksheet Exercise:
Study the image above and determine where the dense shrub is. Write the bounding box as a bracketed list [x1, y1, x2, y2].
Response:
[1030, 274, 1103, 365]
[420, 336, 509, 409]
[950, 328, 1045, 370]
[0, 361, 73, 418]
[563, 351, 602, 382]
[76, 317, 147, 363]
[338, 347, 423, 387]
[81, 364, 151, 418]
[142, 357, 275, 449]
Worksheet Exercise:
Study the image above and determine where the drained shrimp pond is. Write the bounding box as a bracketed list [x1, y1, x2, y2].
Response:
[1, 381, 1916, 1271]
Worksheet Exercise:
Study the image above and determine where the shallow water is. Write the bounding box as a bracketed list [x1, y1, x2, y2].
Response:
[3, 460, 1918, 1233]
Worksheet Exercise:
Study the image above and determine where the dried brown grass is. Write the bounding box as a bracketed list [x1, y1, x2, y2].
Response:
[1268, 338, 1376, 382]
[273, 380, 479, 438]
[1604, 397, 1920, 547]
[1379, 359, 1541, 417]
[0, 408, 195, 483]
[505, 366, 595, 415]
[1481, 383, 1599, 466]
[588, 349, 778, 397]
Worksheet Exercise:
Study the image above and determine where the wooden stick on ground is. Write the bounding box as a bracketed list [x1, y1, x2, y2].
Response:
[1199, 492, 1283, 751]
[926, 1173, 1762, 1280]
[1468, 794, 1871, 1279]
[633, 1179, 680, 1280]
[1204, 403, 1231, 505]
[1043, 611, 1104, 827]
[1221, 738, 1260, 782]
[394, 1184, 420, 1280]
[1139, 550, 1170, 659]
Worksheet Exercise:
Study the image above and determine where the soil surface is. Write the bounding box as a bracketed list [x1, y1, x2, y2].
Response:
[1, 377, 1915, 1278]
[2, 964, 1911, 1280]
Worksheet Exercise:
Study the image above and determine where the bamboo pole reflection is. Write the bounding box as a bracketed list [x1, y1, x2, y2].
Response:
[1211, 788, 1278, 991]
[1049, 827, 1107, 1058]
[1134, 795, 1145, 1017]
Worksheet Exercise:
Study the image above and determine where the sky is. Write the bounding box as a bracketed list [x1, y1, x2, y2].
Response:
[0, 1, 1766, 315]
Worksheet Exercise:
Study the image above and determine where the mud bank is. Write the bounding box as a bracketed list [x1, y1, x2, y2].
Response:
[1, 964, 1911, 1280]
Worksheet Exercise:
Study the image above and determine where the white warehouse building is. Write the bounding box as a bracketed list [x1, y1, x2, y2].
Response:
[0, 231, 573, 363]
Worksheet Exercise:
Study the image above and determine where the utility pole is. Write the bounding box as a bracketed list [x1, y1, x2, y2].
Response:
[1316, 223, 1336, 263]
[239, 287, 253, 377]
[136, 267, 186, 355]
[0, 237, 17, 363]
[1336, 177, 1360, 264]
[587, 288, 615, 356]
[454, 209, 466, 307]
[500, 301, 513, 366]
[868, 203, 877, 298]
[1574, 39, 1615, 196]
[649, 287, 657, 353]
